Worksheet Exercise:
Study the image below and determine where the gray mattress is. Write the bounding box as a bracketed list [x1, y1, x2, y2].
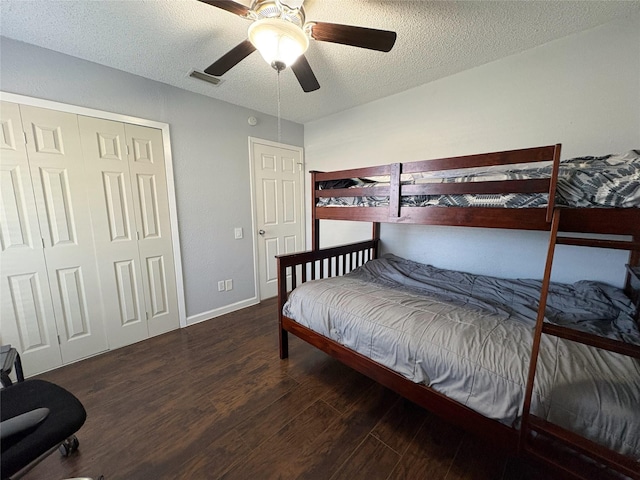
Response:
[283, 255, 640, 458]
[317, 150, 640, 208]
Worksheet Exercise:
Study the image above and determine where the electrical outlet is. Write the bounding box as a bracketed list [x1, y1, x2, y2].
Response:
[217, 281, 225, 292]
[234, 227, 243, 239]
[225, 279, 233, 291]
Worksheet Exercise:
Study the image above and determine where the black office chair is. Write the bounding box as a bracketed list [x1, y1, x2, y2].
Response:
[0, 379, 87, 480]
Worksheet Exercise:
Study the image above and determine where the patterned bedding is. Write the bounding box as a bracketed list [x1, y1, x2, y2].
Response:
[283, 255, 640, 457]
[317, 150, 640, 208]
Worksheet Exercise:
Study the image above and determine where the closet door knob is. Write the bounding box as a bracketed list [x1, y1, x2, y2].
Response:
[258, 229, 265, 236]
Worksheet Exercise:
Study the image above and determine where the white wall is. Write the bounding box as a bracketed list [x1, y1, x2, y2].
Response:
[0, 37, 304, 322]
[304, 15, 639, 287]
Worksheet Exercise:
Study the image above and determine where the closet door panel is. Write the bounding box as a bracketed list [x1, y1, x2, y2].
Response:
[78, 116, 148, 349]
[0, 101, 62, 376]
[0, 103, 42, 265]
[20, 105, 108, 364]
[125, 124, 179, 337]
[39, 166, 76, 245]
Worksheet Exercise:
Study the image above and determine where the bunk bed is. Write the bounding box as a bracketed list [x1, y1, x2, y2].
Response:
[276, 144, 640, 479]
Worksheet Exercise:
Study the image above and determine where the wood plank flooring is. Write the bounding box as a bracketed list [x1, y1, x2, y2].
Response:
[26, 298, 557, 480]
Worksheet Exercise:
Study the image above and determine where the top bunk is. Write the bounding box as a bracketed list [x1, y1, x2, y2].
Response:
[311, 145, 640, 236]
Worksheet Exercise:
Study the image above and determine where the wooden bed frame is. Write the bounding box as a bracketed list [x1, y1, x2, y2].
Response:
[276, 144, 640, 479]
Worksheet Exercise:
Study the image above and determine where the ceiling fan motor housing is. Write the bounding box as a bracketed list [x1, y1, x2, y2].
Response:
[251, 0, 306, 27]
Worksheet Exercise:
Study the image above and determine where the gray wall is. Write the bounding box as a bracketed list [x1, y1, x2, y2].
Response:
[0, 37, 304, 320]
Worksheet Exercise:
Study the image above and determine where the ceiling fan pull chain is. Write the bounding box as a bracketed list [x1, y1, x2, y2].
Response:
[277, 69, 282, 143]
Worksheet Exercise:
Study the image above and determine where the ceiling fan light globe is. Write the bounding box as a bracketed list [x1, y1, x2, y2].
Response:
[248, 18, 309, 69]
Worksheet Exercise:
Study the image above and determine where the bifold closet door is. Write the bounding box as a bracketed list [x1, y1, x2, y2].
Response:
[19, 105, 108, 365]
[125, 124, 179, 337]
[0, 101, 63, 376]
[78, 116, 149, 349]
[78, 117, 179, 344]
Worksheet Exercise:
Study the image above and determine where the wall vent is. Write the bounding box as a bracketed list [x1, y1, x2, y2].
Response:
[189, 70, 224, 86]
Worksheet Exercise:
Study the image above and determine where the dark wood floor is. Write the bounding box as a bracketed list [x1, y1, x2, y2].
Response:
[27, 298, 556, 480]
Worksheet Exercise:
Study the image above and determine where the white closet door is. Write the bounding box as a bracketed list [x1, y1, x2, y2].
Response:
[0, 101, 63, 376]
[125, 124, 179, 337]
[20, 105, 108, 364]
[78, 116, 149, 349]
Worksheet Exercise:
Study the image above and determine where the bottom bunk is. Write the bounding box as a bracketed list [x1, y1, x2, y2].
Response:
[277, 243, 640, 479]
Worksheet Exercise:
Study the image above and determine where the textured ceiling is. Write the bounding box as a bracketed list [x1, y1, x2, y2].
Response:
[1, 1, 638, 124]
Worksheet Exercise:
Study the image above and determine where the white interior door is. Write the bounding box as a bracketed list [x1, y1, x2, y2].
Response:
[251, 140, 304, 300]
[78, 115, 149, 349]
[20, 105, 108, 364]
[125, 123, 179, 337]
[0, 101, 63, 376]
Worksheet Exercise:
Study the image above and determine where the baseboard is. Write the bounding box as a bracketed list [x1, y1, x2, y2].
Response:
[186, 297, 260, 326]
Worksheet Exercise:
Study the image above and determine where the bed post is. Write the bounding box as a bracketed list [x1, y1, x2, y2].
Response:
[310, 170, 320, 251]
[625, 234, 640, 324]
[372, 222, 380, 259]
[545, 144, 562, 223]
[389, 163, 401, 218]
[277, 255, 289, 359]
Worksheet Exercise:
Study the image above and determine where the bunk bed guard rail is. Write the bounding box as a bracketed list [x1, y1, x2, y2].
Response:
[311, 144, 562, 230]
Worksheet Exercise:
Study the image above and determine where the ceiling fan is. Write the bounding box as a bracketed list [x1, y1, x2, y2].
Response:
[198, 0, 397, 92]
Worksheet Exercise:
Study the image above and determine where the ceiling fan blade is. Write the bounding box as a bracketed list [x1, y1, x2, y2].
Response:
[197, 0, 251, 17]
[291, 55, 320, 92]
[310, 22, 397, 52]
[204, 39, 256, 76]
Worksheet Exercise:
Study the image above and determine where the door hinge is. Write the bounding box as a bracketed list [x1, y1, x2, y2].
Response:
[146, 311, 149, 320]
[23, 131, 28, 145]
[126, 144, 130, 156]
[137, 231, 140, 240]
[57, 335, 61, 345]
[42, 238, 45, 248]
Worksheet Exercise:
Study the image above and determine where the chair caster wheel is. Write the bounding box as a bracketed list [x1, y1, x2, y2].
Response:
[59, 435, 79, 456]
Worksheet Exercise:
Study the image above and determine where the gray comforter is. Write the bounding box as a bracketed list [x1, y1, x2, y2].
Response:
[283, 255, 640, 458]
